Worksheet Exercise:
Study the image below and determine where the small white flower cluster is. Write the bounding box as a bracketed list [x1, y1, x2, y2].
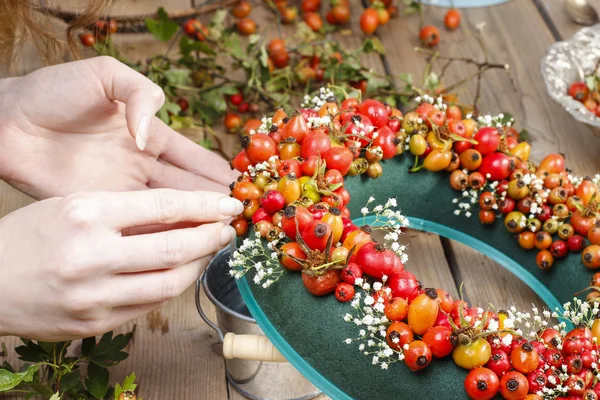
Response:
[301, 87, 336, 110]
[476, 112, 514, 128]
[307, 115, 332, 128]
[552, 297, 599, 330]
[497, 305, 557, 341]
[245, 156, 280, 179]
[343, 277, 405, 369]
[228, 231, 286, 288]
[360, 197, 410, 264]
[253, 116, 273, 135]
[413, 95, 448, 111]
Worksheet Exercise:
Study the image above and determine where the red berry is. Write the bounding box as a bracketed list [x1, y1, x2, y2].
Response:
[251, 208, 272, 225]
[526, 370, 547, 394]
[260, 190, 286, 214]
[79, 32, 96, 47]
[230, 93, 244, 106]
[550, 240, 568, 258]
[485, 350, 511, 377]
[568, 235, 585, 252]
[335, 282, 355, 302]
[301, 220, 333, 252]
[238, 102, 250, 113]
[341, 262, 363, 285]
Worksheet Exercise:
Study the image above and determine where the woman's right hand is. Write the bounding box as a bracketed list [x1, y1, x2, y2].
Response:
[0, 189, 242, 341]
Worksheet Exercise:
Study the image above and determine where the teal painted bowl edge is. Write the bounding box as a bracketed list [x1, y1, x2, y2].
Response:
[236, 214, 568, 400]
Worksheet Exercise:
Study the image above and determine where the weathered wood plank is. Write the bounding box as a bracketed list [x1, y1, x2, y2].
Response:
[446, 240, 543, 311]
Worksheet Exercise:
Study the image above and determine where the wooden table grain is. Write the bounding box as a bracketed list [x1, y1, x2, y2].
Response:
[1, 0, 600, 399]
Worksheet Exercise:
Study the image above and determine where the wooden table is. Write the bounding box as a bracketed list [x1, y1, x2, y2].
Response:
[1, 0, 600, 399]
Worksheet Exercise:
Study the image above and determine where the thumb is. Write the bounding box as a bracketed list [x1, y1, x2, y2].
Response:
[92, 56, 165, 151]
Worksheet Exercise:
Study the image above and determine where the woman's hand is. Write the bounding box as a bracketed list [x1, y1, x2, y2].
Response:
[0, 189, 241, 341]
[0, 56, 238, 199]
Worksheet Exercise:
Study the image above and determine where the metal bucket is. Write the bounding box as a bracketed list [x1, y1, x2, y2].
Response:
[196, 247, 322, 400]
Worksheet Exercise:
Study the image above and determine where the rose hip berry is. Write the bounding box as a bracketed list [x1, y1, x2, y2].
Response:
[340, 262, 363, 285]
[550, 240, 568, 258]
[335, 282, 355, 302]
[260, 190, 286, 214]
[568, 235, 585, 253]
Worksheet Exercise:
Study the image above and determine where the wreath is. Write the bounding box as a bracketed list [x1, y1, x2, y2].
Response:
[227, 87, 600, 399]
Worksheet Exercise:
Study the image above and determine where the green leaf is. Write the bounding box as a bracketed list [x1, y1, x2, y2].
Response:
[196, 103, 220, 125]
[15, 340, 49, 363]
[84, 363, 108, 399]
[157, 101, 181, 125]
[1, 362, 14, 373]
[259, 45, 269, 68]
[499, 112, 514, 126]
[0, 364, 39, 391]
[402, 0, 421, 15]
[169, 116, 197, 130]
[163, 69, 191, 86]
[218, 83, 240, 96]
[362, 37, 386, 55]
[199, 139, 213, 150]
[123, 372, 137, 391]
[362, 72, 391, 93]
[114, 372, 137, 400]
[223, 34, 245, 60]
[88, 332, 132, 368]
[81, 337, 95, 357]
[397, 73, 413, 85]
[144, 7, 179, 42]
[294, 22, 318, 43]
[179, 36, 216, 57]
[61, 370, 81, 393]
[248, 34, 261, 45]
[424, 72, 440, 91]
[49, 392, 60, 400]
[200, 90, 227, 113]
[28, 383, 56, 398]
[519, 128, 530, 141]
[585, 75, 598, 91]
[209, 9, 228, 40]
[265, 75, 291, 92]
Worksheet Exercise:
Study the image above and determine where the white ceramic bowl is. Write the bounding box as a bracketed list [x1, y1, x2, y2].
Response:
[541, 23, 600, 127]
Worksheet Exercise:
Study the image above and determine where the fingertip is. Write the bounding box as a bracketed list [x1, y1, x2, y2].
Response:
[220, 225, 236, 247]
[135, 115, 150, 151]
[218, 196, 244, 216]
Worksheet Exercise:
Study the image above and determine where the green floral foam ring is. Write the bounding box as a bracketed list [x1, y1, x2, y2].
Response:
[236, 155, 586, 399]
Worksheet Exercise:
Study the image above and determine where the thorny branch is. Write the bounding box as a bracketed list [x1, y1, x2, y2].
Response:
[34, 0, 238, 33]
[414, 30, 517, 115]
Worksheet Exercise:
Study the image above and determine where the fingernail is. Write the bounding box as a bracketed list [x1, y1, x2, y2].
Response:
[220, 225, 235, 246]
[219, 197, 244, 216]
[136, 115, 150, 151]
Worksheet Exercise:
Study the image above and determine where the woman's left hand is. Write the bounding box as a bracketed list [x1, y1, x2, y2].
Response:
[0, 56, 238, 199]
